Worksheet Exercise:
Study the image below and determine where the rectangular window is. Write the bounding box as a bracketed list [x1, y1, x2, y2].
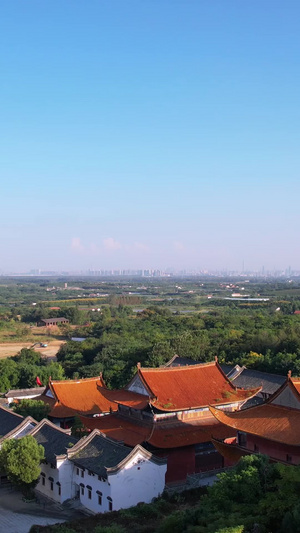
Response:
[88, 489, 92, 500]
[81, 486, 84, 496]
[76, 468, 79, 476]
[287, 454, 292, 463]
[108, 497, 113, 511]
[58, 485, 61, 496]
[254, 444, 259, 453]
[50, 482, 54, 491]
[98, 494, 102, 505]
[42, 477, 45, 486]
[238, 432, 247, 447]
[81, 470, 84, 478]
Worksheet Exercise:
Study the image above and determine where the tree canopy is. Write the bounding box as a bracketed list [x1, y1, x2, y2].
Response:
[0, 435, 44, 495]
[13, 399, 51, 421]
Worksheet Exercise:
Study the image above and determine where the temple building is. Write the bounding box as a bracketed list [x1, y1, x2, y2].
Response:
[38, 376, 146, 428]
[210, 372, 300, 467]
[80, 360, 259, 482]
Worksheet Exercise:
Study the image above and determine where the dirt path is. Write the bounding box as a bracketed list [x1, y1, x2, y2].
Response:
[0, 340, 65, 359]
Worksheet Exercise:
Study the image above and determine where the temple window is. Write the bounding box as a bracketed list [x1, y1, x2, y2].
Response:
[107, 497, 113, 511]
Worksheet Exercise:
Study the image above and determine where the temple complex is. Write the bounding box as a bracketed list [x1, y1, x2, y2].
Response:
[79, 360, 260, 482]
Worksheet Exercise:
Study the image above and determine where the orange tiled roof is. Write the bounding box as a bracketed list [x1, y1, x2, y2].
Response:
[212, 437, 251, 463]
[40, 377, 149, 419]
[147, 420, 235, 448]
[101, 389, 149, 409]
[80, 414, 151, 447]
[290, 378, 300, 397]
[210, 403, 300, 446]
[136, 361, 260, 411]
[38, 377, 115, 418]
[80, 414, 235, 449]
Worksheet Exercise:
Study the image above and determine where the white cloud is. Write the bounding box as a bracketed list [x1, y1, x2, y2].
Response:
[173, 241, 185, 251]
[134, 242, 150, 252]
[71, 237, 84, 253]
[103, 237, 122, 250]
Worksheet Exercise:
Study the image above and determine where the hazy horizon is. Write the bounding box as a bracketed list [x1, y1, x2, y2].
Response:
[1, 1, 300, 273]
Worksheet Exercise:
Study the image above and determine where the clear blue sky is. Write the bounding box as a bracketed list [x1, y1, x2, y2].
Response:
[1, 1, 299, 272]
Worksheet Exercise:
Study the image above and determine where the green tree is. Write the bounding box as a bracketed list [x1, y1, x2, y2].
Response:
[13, 348, 42, 366]
[71, 415, 87, 438]
[13, 399, 51, 421]
[0, 435, 44, 495]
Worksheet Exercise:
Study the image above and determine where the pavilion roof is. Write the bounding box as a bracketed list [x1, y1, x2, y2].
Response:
[80, 414, 152, 447]
[38, 377, 147, 418]
[133, 361, 260, 411]
[210, 403, 300, 446]
[80, 414, 235, 449]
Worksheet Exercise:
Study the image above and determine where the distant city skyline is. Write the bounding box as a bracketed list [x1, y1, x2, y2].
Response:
[2, 265, 300, 279]
[1, 1, 300, 272]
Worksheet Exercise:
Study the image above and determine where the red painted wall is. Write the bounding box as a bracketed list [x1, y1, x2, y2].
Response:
[156, 446, 195, 483]
[246, 434, 300, 465]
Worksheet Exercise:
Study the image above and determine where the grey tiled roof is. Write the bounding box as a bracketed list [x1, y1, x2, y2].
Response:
[0, 406, 24, 438]
[33, 424, 78, 464]
[164, 355, 202, 367]
[220, 364, 235, 375]
[231, 368, 285, 396]
[70, 434, 132, 478]
[5, 387, 46, 398]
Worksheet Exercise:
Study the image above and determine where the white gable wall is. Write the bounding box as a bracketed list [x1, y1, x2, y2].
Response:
[109, 452, 166, 512]
[57, 457, 76, 502]
[126, 374, 148, 396]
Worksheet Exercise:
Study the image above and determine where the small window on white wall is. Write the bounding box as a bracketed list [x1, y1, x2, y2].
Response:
[49, 477, 54, 491]
[107, 496, 113, 511]
[97, 490, 102, 505]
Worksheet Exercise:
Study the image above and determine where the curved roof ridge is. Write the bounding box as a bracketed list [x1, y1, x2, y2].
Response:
[50, 375, 103, 384]
[139, 360, 217, 372]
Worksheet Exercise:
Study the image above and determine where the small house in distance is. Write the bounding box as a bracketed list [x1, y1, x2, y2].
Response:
[5, 386, 46, 405]
[37, 318, 69, 327]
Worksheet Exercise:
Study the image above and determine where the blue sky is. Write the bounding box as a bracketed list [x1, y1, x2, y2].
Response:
[1, 1, 299, 272]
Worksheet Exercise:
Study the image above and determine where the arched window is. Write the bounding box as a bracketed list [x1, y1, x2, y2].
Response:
[107, 496, 113, 511]
[87, 485, 92, 500]
[96, 490, 102, 505]
[56, 481, 61, 496]
[41, 472, 46, 486]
